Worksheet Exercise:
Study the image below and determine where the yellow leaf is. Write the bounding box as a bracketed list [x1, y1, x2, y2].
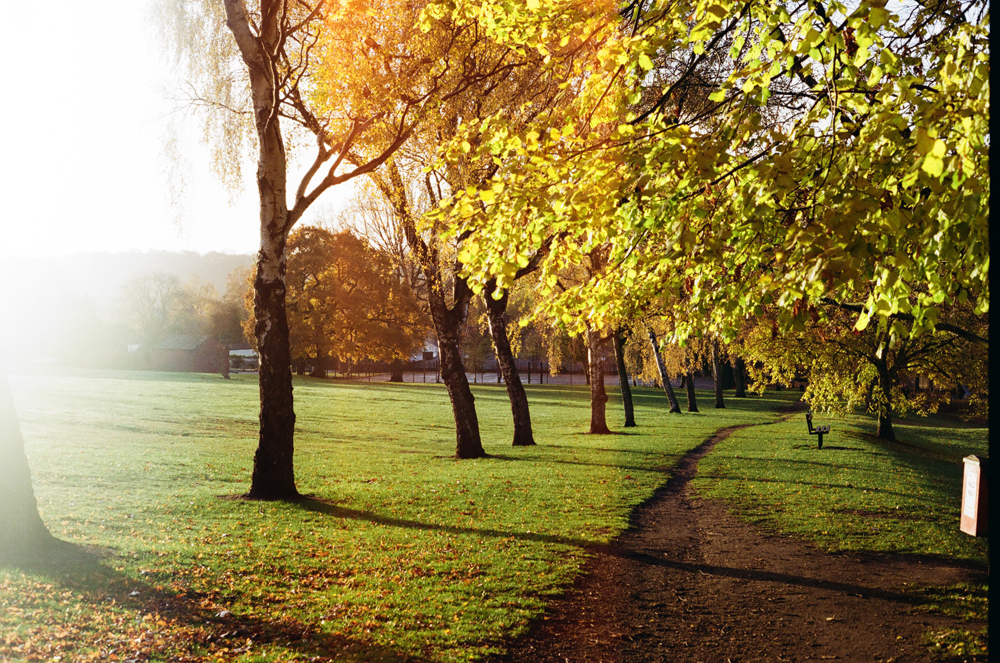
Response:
[922, 154, 943, 177]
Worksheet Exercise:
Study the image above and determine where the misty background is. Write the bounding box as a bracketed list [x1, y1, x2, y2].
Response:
[0, 252, 255, 369]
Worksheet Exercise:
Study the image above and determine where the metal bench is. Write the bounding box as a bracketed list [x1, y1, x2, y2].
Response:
[806, 411, 830, 448]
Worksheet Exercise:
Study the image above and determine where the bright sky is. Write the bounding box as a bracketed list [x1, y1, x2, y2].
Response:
[1, 1, 352, 260]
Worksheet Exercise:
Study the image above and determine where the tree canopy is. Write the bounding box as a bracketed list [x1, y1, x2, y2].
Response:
[424, 0, 989, 348]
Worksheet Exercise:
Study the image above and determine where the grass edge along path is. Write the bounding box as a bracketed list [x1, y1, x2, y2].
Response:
[692, 409, 989, 660]
[3, 369, 792, 662]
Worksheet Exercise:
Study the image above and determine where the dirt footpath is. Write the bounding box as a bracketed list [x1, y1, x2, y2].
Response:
[486, 425, 986, 663]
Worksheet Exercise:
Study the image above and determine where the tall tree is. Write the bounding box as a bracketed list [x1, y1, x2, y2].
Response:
[370, 160, 487, 457]
[358, 20, 564, 454]
[160, 0, 524, 493]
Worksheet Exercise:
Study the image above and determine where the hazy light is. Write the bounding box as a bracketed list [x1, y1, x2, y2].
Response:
[1, 0, 351, 260]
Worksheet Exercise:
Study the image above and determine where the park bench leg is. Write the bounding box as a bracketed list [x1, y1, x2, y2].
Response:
[817, 433, 823, 449]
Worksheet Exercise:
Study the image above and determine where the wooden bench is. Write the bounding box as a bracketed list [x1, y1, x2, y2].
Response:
[806, 411, 830, 448]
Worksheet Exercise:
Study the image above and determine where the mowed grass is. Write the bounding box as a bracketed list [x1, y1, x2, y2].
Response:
[692, 410, 989, 563]
[4, 369, 791, 662]
[692, 406, 990, 658]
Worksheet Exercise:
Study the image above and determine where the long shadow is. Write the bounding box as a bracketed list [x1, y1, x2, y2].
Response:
[294, 494, 962, 609]
[697, 473, 921, 499]
[2, 539, 426, 662]
[603, 549, 940, 607]
[716, 454, 906, 472]
[789, 444, 868, 451]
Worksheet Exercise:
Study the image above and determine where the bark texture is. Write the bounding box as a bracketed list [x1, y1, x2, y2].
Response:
[436, 314, 486, 458]
[0, 372, 55, 560]
[647, 328, 681, 413]
[733, 357, 747, 397]
[249, 269, 299, 499]
[587, 327, 611, 434]
[711, 342, 726, 409]
[485, 289, 535, 446]
[684, 372, 699, 412]
[613, 329, 636, 427]
[873, 355, 896, 441]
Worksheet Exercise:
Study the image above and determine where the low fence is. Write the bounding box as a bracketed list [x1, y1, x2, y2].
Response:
[302, 357, 620, 385]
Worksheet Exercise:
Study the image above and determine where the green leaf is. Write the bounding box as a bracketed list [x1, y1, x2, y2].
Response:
[637, 54, 654, 71]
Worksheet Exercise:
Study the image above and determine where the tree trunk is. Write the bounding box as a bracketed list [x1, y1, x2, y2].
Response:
[485, 290, 535, 446]
[711, 342, 726, 409]
[437, 324, 486, 458]
[373, 157, 485, 459]
[249, 265, 299, 500]
[874, 355, 896, 442]
[389, 358, 405, 383]
[647, 328, 681, 413]
[612, 329, 636, 427]
[587, 327, 611, 434]
[684, 372, 699, 412]
[309, 354, 326, 378]
[733, 357, 747, 397]
[1, 371, 56, 560]
[224, 0, 299, 501]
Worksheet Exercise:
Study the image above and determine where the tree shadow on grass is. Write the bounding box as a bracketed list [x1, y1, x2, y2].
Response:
[293, 496, 972, 607]
[789, 443, 868, 451]
[697, 474, 920, 499]
[1, 538, 427, 662]
[297, 496, 599, 550]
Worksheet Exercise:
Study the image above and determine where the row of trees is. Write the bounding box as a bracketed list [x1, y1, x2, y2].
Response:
[3, 0, 987, 559]
[152, 0, 986, 500]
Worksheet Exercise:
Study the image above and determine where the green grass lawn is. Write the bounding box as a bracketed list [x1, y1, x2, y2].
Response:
[4, 369, 789, 662]
[1, 370, 987, 661]
[692, 408, 989, 563]
[692, 406, 990, 658]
